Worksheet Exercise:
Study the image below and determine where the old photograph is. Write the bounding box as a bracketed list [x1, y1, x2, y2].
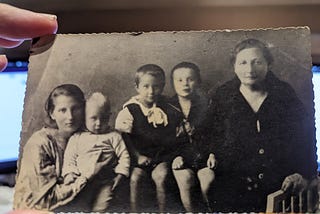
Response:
[14, 27, 318, 212]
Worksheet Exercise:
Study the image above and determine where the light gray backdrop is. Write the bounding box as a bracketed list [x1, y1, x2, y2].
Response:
[20, 27, 314, 150]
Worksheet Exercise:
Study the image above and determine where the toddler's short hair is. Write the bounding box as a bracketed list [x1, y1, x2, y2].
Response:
[86, 92, 111, 114]
[170, 61, 201, 84]
[135, 64, 165, 87]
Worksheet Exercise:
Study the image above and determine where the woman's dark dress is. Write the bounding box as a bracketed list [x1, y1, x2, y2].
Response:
[207, 71, 317, 212]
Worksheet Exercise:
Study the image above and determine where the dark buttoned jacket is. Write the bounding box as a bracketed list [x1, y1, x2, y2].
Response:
[207, 71, 317, 212]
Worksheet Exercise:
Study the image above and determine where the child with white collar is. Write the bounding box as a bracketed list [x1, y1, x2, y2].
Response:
[115, 64, 175, 212]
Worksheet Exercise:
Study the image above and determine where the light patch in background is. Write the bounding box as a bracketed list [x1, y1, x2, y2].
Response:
[312, 66, 320, 168]
[0, 71, 27, 162]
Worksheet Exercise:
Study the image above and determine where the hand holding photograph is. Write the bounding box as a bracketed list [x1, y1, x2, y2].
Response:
[14, 27, 318, 213]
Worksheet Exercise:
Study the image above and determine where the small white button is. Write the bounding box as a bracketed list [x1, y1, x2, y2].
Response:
[259, 149, 265, 154]
[258, 173, 264, 179]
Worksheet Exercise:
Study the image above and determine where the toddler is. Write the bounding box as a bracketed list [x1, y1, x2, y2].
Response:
[168, 62, 216, 212]
[115, 64, 175, 212]
[62, 92, 130, 212]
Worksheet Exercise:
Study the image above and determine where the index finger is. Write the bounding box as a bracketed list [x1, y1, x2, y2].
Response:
[0, 3, 58, 40]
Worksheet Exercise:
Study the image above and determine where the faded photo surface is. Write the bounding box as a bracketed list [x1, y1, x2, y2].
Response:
[15, 28, 318, 212]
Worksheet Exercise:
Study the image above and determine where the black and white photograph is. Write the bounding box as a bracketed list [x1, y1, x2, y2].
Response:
[14, 27, 318, 213]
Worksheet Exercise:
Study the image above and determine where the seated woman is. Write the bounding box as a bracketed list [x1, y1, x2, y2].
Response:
[207, 39, 318, 212]
[13, 84, 99, 211]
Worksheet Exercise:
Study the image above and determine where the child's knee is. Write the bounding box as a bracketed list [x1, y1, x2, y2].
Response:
[174, 170, 196, 188]
[130, 168, 146, 185]
[151, 164, 169, 185]
[198, 168, 215, 186]
[198, 168, 215, 179]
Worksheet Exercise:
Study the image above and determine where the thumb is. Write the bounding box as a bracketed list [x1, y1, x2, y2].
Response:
[282, 180, 292, 192]
[0, 3, 58, 40]
[112, 179, 119, 191]
[0, 55, 8, 72]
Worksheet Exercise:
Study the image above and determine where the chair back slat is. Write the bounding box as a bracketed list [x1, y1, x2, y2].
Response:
[266, 178, 319, 213]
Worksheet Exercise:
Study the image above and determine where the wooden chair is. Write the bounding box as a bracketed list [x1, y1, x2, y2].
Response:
[266, 178, 319, 213]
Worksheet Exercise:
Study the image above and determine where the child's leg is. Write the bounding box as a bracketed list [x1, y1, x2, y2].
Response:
[130, 167, 147, 212]
[173, 168, 196, 212]
[91, 181, 113, 212]
[197, 167, 215, 211]
[151, 162, 169, 212]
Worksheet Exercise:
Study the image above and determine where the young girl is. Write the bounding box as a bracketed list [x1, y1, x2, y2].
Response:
[168, 62, 216, 212]
[115, 64, 175, 212]
[62, 92, 130, 212]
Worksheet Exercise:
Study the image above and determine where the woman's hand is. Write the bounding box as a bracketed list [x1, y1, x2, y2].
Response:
[172, 156, 184, 170]
[112, 174, 125, 191]
[0, 3, 58, 71]
[137, 155, 152, 166]
[281, 173, 308, 193]
[207, 153, 217, 169]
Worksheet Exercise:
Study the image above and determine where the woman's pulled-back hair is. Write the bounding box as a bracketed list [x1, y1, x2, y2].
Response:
[231, 38, 274, 66]
[44, 84, 85, 128]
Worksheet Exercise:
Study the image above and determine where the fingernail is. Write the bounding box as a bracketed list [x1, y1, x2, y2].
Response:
[40, 13, 57, 21]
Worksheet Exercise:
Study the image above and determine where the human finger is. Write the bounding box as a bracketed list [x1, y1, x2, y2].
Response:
[172, 161, 180, 169]
[211, 160, 216, 168]
[112, 180, 118, 191]
[281, 178, 293, 192]
[0, 55, 8, 72]
[0, 37, 24, 48]
[172, 162, 177, 169]
[176, 160, 183, 169]
[211, 159, 217, 169]
[0, 3, 58, 40]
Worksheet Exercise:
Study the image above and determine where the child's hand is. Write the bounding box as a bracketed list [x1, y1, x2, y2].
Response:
[112, 174, 125, 191]
[172, 156, 184, 170]
[137, 155, 152, 166]
[64, 172, 78, 185]
[207, 153, 216, 169]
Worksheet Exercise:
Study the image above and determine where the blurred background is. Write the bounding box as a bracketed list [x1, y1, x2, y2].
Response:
[0, 0, 320, 211]
[1, 0, 320, 62]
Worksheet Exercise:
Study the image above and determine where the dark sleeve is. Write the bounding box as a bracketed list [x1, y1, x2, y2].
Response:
[199, 87, 227, 155]
[281, 84, 318, 179]
[164, 102, 183, 160]
[121, 132, 138, 163]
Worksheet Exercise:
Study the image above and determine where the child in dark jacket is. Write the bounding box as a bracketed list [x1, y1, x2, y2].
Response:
[168, 62, 216, 212]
